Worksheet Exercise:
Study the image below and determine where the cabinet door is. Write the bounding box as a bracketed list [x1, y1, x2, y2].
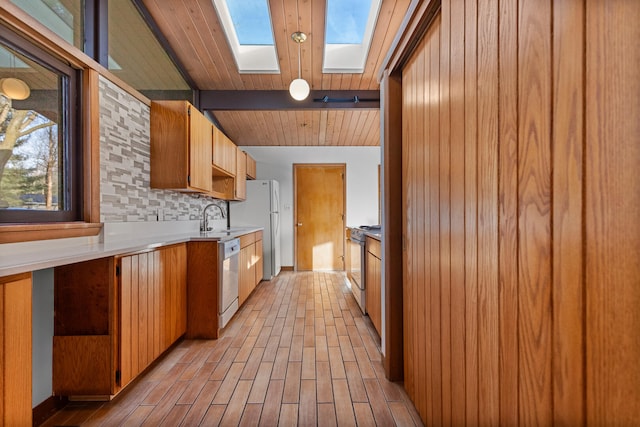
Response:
[235, 149, 247, 200]
[366, 250, 382, 336]
[223, 134, 237, 175]
[246, 153, 257, 180]
[238, 243, 255, 306]
[160, 244, 187, 347]
[254, 237, 263, 286]
[213, 127, 236, 175]
[119, 252, 160, 389]
[1, 273, 32, 426]
[189, 107, 213, 193]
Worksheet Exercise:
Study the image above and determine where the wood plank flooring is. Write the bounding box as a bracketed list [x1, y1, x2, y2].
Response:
[41, 271, 422, 426]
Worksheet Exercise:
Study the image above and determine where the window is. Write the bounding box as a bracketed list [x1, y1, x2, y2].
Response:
[323, 0, 382, 73]
[10, 0, 84, 51]
[0, 26, 81, 223]
[213, 0, 280, 73]
[107, 0, 191, 100]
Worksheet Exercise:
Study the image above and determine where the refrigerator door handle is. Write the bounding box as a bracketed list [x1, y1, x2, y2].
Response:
[274, 212, 280, 235]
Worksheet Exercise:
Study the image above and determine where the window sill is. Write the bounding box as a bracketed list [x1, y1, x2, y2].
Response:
[0, 222, 103, 244]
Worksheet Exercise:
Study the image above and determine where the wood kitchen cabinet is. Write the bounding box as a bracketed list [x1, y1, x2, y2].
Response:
[238, 231, 264, 306]
[186, 241, 219, 339]
[212, 126, 237, 176]
[150, 100, 212, 193]
[0, 273, 32, 426]
[255, 231, 263, 285]
[234, 148, 247, 201]
[238, 232, 256, 306]
[365, 236, 382, 336]
[53, 244, 187, 399]
[211, 126, 237, 200]
[246, 153, 257, 180]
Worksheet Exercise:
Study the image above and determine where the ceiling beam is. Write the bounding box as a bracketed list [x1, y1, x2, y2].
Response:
[199, 90, 380, 111]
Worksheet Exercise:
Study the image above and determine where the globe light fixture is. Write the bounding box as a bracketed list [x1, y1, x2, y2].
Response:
[289, 31, 309, 101]
[0, 77, 30, 100]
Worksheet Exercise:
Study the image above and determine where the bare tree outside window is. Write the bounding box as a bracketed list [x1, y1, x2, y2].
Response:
[0, 95, 58, 210]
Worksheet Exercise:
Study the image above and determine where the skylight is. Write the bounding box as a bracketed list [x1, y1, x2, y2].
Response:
[213, 0, 280, 73]
[323, 0, 382, 73]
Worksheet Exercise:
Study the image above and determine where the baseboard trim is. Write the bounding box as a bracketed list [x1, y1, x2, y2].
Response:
[280, 266, 294, 271]
[33, 395, 68, 427]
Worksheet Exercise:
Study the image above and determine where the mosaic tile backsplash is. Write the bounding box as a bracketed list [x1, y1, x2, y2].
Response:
[99, 76, 225, 223]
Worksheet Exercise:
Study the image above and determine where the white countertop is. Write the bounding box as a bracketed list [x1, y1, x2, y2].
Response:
[0, 221, 262, 277]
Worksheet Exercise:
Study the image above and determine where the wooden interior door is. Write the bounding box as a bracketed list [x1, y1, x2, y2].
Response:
[294, 164, 346, 271]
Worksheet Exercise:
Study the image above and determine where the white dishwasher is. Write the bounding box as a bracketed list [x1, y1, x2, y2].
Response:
[218, 238, 240, 328]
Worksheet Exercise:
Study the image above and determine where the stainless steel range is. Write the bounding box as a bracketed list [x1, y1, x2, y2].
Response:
[347, 225, 381, 313]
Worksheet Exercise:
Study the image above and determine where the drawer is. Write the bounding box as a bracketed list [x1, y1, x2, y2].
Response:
[366, 236, 382, 259]
[239, 232, 256, 248]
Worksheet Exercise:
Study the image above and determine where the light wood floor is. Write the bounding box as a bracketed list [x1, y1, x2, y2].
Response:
[41, 271, 423, 426]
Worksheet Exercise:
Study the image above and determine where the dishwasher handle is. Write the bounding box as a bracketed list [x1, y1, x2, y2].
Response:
[221, 238, 241, 258]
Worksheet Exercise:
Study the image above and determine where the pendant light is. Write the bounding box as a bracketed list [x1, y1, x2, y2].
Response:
[0, 52, 30, 101]
[289, 31, 309, 101]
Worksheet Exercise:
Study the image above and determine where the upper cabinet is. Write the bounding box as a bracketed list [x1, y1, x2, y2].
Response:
[150, 101, 212, 193]
[151, 100, 247, 201]
[212, 126, 237, 177]
[234, 148, 247, 201]
[246, 153, 257, 180]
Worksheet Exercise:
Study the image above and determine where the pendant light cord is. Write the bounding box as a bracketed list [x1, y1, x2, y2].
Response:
[297, 38, 302, 79]
[296, 0, 301, 79]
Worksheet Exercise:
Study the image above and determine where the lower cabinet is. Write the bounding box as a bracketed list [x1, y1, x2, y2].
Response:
[53, 243, 187, 399]
[186, 241, 219, 339]
[254, 233, 263, 286]
[365, 236, 382, 336]
[239, 233, 256, 306]
[239, 231, 263, 306]
[0, 273, 32, 427]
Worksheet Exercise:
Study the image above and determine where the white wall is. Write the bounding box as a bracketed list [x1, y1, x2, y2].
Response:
[241, 146, 380, 267]
[32, 269, 54, 407]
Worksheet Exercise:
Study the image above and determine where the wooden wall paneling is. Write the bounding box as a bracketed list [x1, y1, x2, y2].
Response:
[428, 17, 442, 425]
[448, 0, 466, 424]
[585, 0, 640, 423]
[413, 25, 427, 424]
[401, 57, 414, 403]
[463, 0, 479, 423]
[518, 0, 553, 424]
[497, 0, 520, 425]
[439, 1, 452, 424]
[552, 0, 585, 424]
[477, 0, 500, 424]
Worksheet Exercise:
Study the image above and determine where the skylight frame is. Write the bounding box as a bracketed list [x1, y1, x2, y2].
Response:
[212, 0, 280, 74]
[323, 0, 382, 74]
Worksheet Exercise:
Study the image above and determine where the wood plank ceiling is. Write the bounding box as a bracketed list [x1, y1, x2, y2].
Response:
[140, 0, 411, 146]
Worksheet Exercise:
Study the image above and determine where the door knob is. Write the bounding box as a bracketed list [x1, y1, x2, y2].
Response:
[296, 223, 303, 226]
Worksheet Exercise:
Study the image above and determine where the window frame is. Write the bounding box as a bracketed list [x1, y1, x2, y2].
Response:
[0, 24, 82, 224]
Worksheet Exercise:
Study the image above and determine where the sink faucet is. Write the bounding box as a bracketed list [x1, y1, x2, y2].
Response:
[201, 203, 226, 232]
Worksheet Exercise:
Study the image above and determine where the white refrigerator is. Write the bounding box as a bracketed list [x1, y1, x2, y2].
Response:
[231, 180, 281, 280]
